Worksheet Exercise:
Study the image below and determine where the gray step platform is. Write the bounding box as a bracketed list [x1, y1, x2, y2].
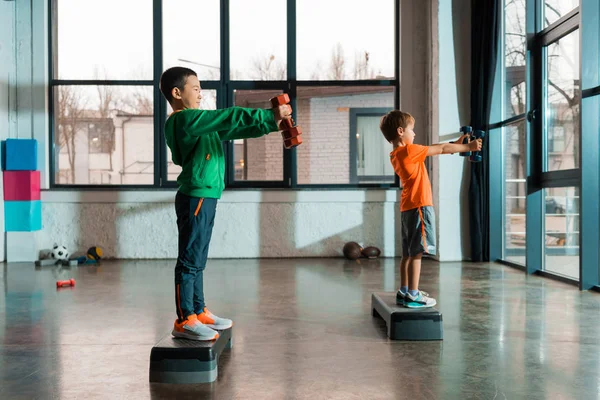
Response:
[149, 327, 232, 384]
[371, 292, 443, 341]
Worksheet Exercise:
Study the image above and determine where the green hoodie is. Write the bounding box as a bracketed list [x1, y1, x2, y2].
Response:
[164, 107, 279, 198]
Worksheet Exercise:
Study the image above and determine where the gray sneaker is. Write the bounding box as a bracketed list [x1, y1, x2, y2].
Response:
[172, 314, 219, 341]
[197, 308, 233, 330]
[397, 289, 430, 305]
[404, 291, 437, 309]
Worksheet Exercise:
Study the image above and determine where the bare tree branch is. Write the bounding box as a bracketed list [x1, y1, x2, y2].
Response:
[548, 80, 576, 107]
[57, 86, 87, 183]
[251, 54, 286, 80]
[353, 51, 375, 79]
[328, 43, 345, 80]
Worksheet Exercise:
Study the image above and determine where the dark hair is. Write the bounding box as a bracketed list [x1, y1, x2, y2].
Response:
[379, 110, 415, 142]
[159, 66, 197, 103]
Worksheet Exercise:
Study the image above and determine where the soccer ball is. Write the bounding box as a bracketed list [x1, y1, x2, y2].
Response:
[51, 245, 70, 261]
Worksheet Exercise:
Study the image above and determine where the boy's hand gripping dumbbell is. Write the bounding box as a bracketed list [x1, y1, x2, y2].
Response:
[457, 125, 484, 162]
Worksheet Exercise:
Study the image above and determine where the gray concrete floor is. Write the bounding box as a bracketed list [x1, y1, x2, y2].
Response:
[1, 258, 599, 400]
[507, 255, 580, 280]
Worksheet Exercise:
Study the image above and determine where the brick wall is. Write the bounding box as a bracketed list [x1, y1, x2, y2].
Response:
[298, 92, 394, 184]
[244, 91, 394, 183]
[245, 132, 283, 181]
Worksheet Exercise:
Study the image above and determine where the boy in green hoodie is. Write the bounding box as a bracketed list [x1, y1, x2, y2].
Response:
[160, 66, 291, 341]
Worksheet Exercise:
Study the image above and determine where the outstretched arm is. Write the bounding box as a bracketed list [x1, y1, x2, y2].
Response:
[426, 135, 482, 156]
[181, 107, 278, 137]
[218, 121, 278, 141]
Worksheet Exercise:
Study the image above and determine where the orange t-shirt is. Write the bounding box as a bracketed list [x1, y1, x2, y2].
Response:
[390, 144, 433, 211]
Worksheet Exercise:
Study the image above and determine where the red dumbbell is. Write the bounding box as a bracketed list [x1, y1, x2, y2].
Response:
[270, 94, 303, 149]
[56, 279, 75, 288]
[270, 93, 290, 107]
[279, 118, 303, 148]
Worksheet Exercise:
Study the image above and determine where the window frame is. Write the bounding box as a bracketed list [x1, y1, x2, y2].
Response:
[348, 107, 395, 185]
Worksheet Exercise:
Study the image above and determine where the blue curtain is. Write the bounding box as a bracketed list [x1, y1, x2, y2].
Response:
[469, 0, 501, 262]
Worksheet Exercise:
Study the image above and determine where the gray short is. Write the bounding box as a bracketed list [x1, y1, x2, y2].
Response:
[401, 206, 437, 257]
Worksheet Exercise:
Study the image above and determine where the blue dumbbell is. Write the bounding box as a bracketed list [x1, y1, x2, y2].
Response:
[459, 126, 473, 157]
[469, 130, 485, 162]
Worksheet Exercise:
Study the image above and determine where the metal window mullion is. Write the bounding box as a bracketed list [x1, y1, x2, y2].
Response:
[154, 0, 163, 188]
[294, 184, 394, 189]
[488, 114, 527, 130]
[539, 170, 581, 188]
[284, 0, 297, 188]
[526, 0, 544, 275]
[295, 80, 396, 86]
[538, 7, 580, 41]
[226, 181, 288, 189]
[228, 81, 289, 90]
[580, 0, 600, 289]
[540, 22, 579, 47]
[489, 1, 505, 261]
[221, 0, 233, 187]
[50, 80, 154, 86]
[582, 86, 600, 98]
[48, 0, 56, 186]
[540, 44, 549, 173]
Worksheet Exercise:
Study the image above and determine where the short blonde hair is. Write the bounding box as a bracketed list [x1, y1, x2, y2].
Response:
[379, 110, 415, 142]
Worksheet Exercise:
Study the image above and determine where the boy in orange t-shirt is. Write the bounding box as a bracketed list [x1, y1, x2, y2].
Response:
[380, 110, 482, 308]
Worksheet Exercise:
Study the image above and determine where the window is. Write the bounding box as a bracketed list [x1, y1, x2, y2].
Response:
[162, 0, 220, 80]
[504, 120, 527, 264]
[497, 0, 528, 265]
[296, 87, 395, 185]
[544, 186, 579, 280]
[544, 0, 579, 28]
[53, 86, 154, 185]
[493, 0, 593, 285]
[296, 0, 395, 80]
[545, 29, 580, 171]
[232, 90, 283, 181]
[230, 0, 286, 80]
[53, 0, 153, 80]
[50, 0, 398, 188]
[505, 0, 526, 118]
[350, 109, 395, 184]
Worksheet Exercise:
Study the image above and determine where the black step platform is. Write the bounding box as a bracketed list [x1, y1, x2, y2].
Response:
[371, 292, 443, 341]
[149, 328, 232, 384]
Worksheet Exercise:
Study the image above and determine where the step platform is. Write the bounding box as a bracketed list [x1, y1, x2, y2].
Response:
[149, 327, 232, 384]
[371, 292, 443, 341]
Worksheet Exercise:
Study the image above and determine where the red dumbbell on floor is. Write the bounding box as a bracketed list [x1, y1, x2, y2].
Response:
[56, 279, 75, 288]
[270, 94, 303, 149]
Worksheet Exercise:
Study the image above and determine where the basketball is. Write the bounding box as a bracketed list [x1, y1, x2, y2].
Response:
[87, 246, 103, 261]
[343, 242, 363, 260]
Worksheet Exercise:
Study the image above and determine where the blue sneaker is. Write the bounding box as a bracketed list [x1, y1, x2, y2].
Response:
[404, 291, 436, 308]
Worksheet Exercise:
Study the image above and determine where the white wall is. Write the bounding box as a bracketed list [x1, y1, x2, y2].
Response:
[39, 190, 401, 259]
[0, 0, 17, 261]
[0, 0, 47, 262]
